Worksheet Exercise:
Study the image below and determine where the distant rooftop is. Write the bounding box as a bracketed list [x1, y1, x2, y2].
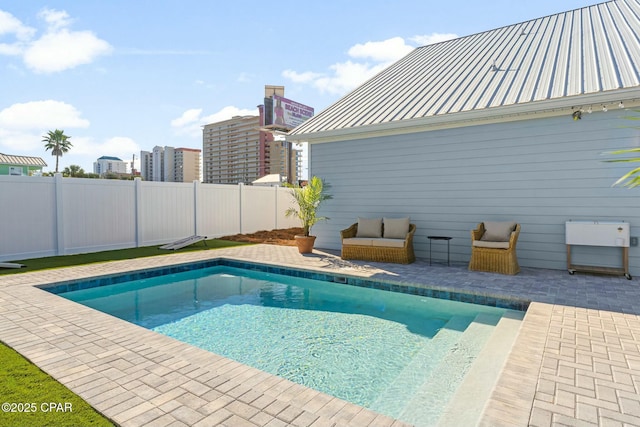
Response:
[0, 153, 47, 167]
[97, 156, 123, 161]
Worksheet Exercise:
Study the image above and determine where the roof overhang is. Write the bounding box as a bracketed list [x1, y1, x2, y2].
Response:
[288, 88, 640, 144]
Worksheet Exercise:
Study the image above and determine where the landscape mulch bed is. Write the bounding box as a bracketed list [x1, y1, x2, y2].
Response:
[219, 227, 304, 246]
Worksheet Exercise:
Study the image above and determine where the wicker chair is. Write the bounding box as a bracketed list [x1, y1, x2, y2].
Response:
[468, 222, 521, 275]
[340, 223, 416, 264]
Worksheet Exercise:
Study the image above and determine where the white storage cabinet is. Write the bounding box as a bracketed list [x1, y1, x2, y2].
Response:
[565, 221, 631, 280]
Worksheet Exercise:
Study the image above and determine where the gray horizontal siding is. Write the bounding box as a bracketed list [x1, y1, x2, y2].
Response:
[310, 110, 640, 275]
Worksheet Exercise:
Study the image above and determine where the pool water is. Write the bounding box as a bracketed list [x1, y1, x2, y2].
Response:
[61, 265, 519, 426]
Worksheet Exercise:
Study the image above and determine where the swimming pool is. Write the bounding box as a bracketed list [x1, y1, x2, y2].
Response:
[51, 260, 525, 426]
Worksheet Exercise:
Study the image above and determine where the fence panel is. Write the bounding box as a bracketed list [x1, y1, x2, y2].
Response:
[62, 178, 137, 254]
[0, 176, 57, 259]
[139, 181, 196, 246]
[241, 185, 278, 234]
[198, 183, 240, 237]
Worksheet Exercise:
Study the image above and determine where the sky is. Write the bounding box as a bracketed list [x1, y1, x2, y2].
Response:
[1, 0, 595, 176]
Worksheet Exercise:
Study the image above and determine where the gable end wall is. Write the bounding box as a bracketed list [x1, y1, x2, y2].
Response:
[310, 111, 640, 275]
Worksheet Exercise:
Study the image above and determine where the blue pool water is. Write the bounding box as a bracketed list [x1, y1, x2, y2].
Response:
[59, 264, 520, 426]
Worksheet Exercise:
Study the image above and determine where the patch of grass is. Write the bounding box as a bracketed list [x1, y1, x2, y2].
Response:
[0, 342, 115, 427]
[0, 239, 249, 275]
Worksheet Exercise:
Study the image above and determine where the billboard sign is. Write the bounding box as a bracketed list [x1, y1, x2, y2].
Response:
[272, 95, 314, 129]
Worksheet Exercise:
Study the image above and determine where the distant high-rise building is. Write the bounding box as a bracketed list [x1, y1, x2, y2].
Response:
[202, 85, 309, 185]
[174, 148, 201, 182]
[140, 146, 201, 182]
[93, 156, 128, 176]
[202, 116, 267, 185]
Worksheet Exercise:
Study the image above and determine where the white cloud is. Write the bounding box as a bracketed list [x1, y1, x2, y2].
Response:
[410, 32, 458, 46]
[0, 100, 90, 130]
[0, 100, 91, 164]
[348, 37, 414, 62]
[314, 61, 390, 96]
[237, 72, 254, 83]
[171, 108, 203, 128]
[24, 29, 112, 74]
[72, 136, 139, 158]
[282, 36, 416, 97]
[283, 34, 459, 97]
[0, 10, 35, 40]
[281, 70, 323, 84]
[171, 106, 257, 139]
[0, 8, 112, 73]
[38, 8, 73, 31]
[0, 128, 42, 152]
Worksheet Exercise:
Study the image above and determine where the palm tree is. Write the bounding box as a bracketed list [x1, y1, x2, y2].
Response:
[607, 110, 640, 188]
[63, 164, 85, 178]
[42, 129, 72, 173]
[285, 176, 332, 237]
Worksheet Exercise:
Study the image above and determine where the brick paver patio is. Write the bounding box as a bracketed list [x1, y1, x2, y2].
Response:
[0, 244, 638, 426]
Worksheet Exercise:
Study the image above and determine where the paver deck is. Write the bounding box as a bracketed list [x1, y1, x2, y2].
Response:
[0, 244, 639, 426]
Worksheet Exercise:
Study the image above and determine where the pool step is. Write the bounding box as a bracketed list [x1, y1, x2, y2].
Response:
[370, 315, 473, 418]
[437, 309, 525, 427]
[397, 312, 502, 426]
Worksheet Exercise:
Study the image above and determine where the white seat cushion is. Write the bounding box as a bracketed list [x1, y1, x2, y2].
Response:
[343, 238, 374, 246]
[375, 238, 406, 248]
[473, 240, 510, 249]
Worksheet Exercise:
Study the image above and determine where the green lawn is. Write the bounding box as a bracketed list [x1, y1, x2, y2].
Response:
[0, 238, 249, 275]
[0, 238, 250, 426]
[0, 342, 115, 427]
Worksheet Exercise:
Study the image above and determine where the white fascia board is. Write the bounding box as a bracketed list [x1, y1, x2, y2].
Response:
[288, 88, 640, 144]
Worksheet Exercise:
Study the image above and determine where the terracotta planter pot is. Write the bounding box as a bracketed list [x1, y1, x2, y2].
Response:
[294, 235, 316, 254]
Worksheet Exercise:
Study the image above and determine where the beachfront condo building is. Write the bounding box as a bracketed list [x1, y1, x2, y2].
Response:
[140, 146, 201, 182]
[202, 115, 301, 185]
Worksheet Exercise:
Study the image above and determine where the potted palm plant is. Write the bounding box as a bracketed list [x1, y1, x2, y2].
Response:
[285, 176, 332, 253]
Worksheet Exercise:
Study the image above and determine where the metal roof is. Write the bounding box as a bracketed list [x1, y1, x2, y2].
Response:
[0, 153, 47, 167]
[290, 0, 640, 139]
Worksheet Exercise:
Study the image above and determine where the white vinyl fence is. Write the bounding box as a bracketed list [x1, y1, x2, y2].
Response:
[0, 175, 299, 261]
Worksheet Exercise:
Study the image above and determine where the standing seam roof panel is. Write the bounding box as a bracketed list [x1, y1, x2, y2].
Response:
[481, 23, 538, 108]
[434, 26, 517, 114]
[500, 19, 547, 105]
[383, 43, 459, 122]
[460, 24, 524, 111]
[566, 10, 584, 96]
[606, 2, 640, 86]
[550, 14, 574, 98]
[425, 29, 507, 116]
[402, 34, 494, 119]
[356, 48, 441, 126]
[583, 9, 602, 93]
[594, 5, 623, 90]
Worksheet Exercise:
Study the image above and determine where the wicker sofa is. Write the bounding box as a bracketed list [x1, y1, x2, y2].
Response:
[468, 221, 521, 275]
[340, 217, 416, 264]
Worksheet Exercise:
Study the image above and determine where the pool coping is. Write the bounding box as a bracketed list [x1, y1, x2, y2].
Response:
[1, 244, 639, 426]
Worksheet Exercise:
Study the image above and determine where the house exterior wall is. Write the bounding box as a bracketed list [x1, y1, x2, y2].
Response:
[0, 164, 43, 176]
[309, 111, 640, 275]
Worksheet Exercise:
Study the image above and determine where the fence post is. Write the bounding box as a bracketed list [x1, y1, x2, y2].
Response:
[54, 173, 65, 255]
[134, 178, 142, 247]
[193, 180, 200, 236]
[274, 186, 279, 230]
[238, 183, 244, 234]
